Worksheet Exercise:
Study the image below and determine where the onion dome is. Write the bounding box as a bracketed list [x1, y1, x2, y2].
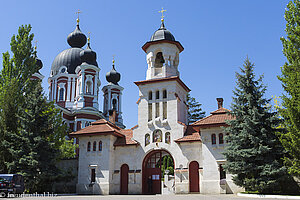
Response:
[106, 59, 120, 85]
[36, 58, 43, 70]
[51, 19, 88, 75]
[67, 20, 87, 48]
[80, 38, 98, 66]
[150, 21, 175, 41]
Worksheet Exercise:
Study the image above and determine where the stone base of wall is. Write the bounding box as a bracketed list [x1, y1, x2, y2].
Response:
[175, 182, 189, 194]
[76, 183, 109, 195]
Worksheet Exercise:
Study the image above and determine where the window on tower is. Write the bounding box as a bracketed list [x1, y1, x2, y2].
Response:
[86, 81, 92, 94]
[163, 90, 167, 99]
[154, 52, 165, 68]
[59, 88, 64, 101]
[163, 102, 167, 120]
[112, 98, 117, 110]
[165, 132, 170, 144]
[148, 103, 152, 121]
[155, 103, 160, 118]
[148, 91, 153, 100]
[156, 91, 160, 99]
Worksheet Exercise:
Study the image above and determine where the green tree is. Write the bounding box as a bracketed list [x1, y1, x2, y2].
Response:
[0, 25, 76, 192]
[278, 0, 300, 178]
[187, 93, 205, 124]
[224, 58, 294, 194]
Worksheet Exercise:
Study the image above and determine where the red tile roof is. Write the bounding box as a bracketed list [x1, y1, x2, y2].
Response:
[69, 119, 124, 138]
[175, 126, 201, 143]
[134, 76, 191, 92]
[114, 129, 139, 146]
[192, 107, 234, 128]
[69, 119, 139, 146]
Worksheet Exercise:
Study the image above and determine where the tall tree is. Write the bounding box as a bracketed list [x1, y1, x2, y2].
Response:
[187, 93, 205, 124]
[278, 0, 300, 178]
[224, 58, 294, 194]
[0, 25, 76, 192]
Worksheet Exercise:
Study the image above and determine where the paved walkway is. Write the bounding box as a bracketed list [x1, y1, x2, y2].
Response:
[3, 194, 292, 200]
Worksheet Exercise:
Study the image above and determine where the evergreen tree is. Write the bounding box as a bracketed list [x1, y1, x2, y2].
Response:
[224, 58, 293, 194]
[187, 93, 205, 124]
[0, 25, 76, 192]
[278, 0, 300, 177]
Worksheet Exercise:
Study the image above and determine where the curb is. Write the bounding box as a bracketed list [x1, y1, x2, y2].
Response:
[237, 193, 300, 199]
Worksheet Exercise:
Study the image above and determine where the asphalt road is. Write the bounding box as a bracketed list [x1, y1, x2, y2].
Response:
[1, 193, 293, 200]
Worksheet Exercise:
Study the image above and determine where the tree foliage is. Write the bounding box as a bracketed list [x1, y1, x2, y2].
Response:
[224, 58, 297, 194]
[278, 0, 300, 178]
[187, 93, 205, 124]
[0, 25, 76, 193]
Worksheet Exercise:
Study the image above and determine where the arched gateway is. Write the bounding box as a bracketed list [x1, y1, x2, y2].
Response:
[142, 150, 174, 194]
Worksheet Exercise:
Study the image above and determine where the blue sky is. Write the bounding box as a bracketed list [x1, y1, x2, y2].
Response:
[0, 0, 289, 128]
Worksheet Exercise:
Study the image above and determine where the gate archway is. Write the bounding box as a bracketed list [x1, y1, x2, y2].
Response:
[142, 150, 174, 194]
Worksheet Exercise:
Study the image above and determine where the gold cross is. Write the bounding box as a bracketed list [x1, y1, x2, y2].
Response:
[88, 32, 91, 43]
[76, 9, 82, 23]
[112, 55, 115, 64]
[158, 8, 167, 22]
[34, 40, 38, 51]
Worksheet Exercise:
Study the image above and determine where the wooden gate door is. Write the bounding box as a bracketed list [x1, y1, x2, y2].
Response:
[144, 151, 162, 194]
[120, 164, 129, 194]
[189, 161, 200, 193]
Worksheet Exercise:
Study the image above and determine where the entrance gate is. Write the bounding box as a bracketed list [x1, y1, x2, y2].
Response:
[142, 150, 174, 194]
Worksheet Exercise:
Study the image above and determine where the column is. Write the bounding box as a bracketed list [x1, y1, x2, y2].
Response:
[72, 78, 76, 101]
[67, 77, 71, 101]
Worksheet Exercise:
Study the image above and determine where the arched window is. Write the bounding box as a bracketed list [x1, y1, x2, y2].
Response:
[87, 142, 91, 152]
[211, 134, 216, 145]
[163, 90, 167, 99]
[154, 52, 165, 68]
[155, 103, 160, 118]
[112, 98, 117, 110]
[153, 129, 162, 142]
[145, 134, 150, 146]
[86, 81, 92, 94]
[148, 91, 152, 100]
[219, 133, 224, 144]
[156, 90, 160, 99]
[99, 141, 102, 151]
[165, 132, 170, 144]
[93, 141, 96, 151]
[59, 88, 64, 101]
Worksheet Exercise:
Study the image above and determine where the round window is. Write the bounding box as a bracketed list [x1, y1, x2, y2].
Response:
[61, 68, 66, 73]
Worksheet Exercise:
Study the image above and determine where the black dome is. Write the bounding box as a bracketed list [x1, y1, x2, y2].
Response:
[51, 48, 83, 74]
[80, 43, 98, 66]
[36, 58, 43, 70]
[67, 24, 87, 48]
[106, 64, 120, 85]
[150, 21, 175, 42]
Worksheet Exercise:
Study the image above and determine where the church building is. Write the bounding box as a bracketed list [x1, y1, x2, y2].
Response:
[47, 13, 243, 195]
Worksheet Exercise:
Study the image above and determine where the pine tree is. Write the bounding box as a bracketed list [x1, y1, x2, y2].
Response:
[223, 58, 294, 194]
[278, 0, 300, 177]
[187, 93, 205, 124]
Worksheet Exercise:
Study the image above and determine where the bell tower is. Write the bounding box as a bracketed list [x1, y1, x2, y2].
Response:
[102, 58, 125, 128]
[142, 12, 184, 80]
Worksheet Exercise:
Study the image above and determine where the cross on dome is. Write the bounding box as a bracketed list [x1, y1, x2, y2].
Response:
[158, 8, 167, 22]
[76, 9, 82, 24]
